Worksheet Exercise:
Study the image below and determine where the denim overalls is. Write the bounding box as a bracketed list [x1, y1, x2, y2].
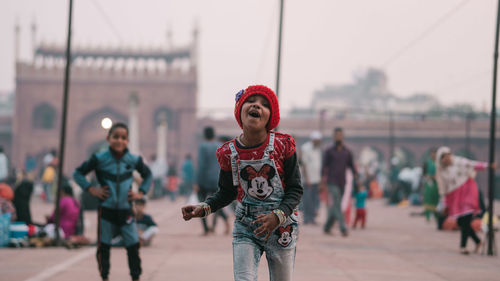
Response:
[229, 133, 298, 281]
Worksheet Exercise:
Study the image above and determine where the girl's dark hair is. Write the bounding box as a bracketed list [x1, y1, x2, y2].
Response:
[108, 122, 129, 137]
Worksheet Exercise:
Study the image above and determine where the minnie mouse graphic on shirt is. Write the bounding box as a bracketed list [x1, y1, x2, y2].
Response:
[240, 164, 276, 200]
[277, 225, 294, 247]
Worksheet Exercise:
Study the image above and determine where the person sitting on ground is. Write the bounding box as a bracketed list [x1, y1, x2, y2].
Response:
[134, 198, 158, 246]
[46, 180, 80, 238]
[0, 183, 16, 221]
[13, 171, 33, 225]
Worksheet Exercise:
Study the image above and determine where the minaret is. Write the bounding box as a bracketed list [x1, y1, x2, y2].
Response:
[31, 18, 37, 62]
[14, 21, 20, 63]
[166, 24, 173, 50]
[190, 22, 199, 67]
[128, 92, 140, 154]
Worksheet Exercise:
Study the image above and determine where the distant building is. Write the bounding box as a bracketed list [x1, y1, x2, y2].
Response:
[12, 27, 199, 174]
[292, 68, 440, 119]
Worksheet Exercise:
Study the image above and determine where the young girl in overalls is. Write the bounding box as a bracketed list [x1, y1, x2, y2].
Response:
[182, 85, 303, 281]
[73, 123, 152, 281]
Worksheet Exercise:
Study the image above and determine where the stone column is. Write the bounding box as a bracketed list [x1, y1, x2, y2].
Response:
[156, 112, 168, 163]
[128, 92, 140, 154]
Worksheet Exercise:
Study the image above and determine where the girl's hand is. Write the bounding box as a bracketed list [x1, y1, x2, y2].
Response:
[88, 186, 110, 200]
[128, 190, 143, 201]
[253, 213, 280, 240]
[491, 162, 497, 170]
[181, 205, 204, 221]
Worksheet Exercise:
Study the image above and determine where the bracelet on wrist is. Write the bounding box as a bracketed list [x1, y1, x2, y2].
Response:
[273, 209, 286, 226]
[199, 202, 211, 218]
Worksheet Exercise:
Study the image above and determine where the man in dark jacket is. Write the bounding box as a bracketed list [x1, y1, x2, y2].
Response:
[321, 127, 357, 236]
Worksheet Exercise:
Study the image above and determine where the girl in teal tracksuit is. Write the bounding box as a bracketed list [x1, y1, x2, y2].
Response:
[73, 123, 152, 281]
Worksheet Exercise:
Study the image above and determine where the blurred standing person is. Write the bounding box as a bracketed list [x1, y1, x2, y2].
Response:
[13, 171, 33, 224]
[24, 154, 37, 174]
[180, 154, 195, 197]
[423, 149, 439, 223]
[300, 131, 322, 224]
[43, 149, 56, 167]
[195, 126, 229, 235]
[150, 154, 167, 199]
[0, 146, 8, 182]
[321, 127, 357, 237]
[41, 163, 56, 203]
[166, 162, 179, 201]
[352, 184, 368, 229]
[436, 146, 495, 255]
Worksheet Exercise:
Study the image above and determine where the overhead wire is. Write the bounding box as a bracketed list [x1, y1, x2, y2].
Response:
[90, 0, 124, 44]
[382, 0, 471, 68]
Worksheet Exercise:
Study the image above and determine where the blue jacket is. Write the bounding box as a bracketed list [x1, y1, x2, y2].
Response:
[73, 148, 152, 210]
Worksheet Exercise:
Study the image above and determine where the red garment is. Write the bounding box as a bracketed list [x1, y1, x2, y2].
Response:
[217, 132, 296, 202]
[444, 178, 480, 219]
[344, 200, 352, 225]
[352, 208, 366, 228]
[0, 183, 13, 201]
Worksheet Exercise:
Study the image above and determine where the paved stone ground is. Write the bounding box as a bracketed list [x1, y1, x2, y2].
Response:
[1, 196, 500, 281]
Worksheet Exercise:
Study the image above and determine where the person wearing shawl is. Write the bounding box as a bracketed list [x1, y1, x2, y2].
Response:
[435, 146, 495, 255]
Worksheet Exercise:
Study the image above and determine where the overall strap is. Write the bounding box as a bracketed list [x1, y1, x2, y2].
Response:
[228, 142, 240, 186]
[264, 132, 275, 157]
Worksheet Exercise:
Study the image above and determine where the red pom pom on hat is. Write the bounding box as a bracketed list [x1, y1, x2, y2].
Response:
[234, 85, 280, 131]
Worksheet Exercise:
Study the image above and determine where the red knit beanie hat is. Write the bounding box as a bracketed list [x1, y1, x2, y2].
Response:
[234, 85, 280, 131]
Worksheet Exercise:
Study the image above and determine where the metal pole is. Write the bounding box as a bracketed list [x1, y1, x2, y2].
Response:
[465, 113, 471, 158]
[389, 111, 395, 167]
[487, 0, 500, 256]
[388, 110, 396, 192]
[54, 0, 73, 244]
[275, 0, 284, 131]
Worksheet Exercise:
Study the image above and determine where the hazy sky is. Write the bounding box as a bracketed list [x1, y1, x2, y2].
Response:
[1, 0, 498, 114]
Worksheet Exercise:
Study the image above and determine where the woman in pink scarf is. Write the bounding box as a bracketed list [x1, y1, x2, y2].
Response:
[436, 146, 495, 255]
[47, 182, 80, 238]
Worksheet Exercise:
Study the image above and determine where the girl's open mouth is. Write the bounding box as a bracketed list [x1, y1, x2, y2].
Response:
[249, 110, 261, 118]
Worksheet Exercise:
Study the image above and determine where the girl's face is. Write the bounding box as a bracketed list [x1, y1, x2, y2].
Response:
[240, 95, 271, 131]
[440, 153, 452, 167]
[107, 127, 129, 154]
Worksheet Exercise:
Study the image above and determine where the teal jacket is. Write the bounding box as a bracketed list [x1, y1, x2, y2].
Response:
[73, 148, 152, 210]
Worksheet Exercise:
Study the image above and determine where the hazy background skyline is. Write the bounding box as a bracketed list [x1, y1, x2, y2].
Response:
[1, 0, 498, 113]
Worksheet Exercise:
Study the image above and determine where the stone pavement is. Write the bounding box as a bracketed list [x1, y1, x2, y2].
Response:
[1, 196, 500, 281]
